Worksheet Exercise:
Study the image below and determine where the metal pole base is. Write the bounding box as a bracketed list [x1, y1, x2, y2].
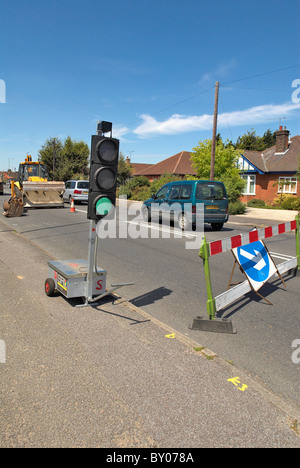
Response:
[189, 316, 237, 334]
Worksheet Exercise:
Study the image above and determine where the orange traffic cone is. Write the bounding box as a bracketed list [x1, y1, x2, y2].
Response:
[70, 198, 76, 213]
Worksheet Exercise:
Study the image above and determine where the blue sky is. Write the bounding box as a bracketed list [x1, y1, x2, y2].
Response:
[1, 0, 300, 171]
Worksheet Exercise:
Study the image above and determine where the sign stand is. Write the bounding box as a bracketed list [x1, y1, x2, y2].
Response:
[231, 240, 286, 305]
[189, 236, 236, 334]
[190, 216, 299, 334]
[227, 259, 274, 305]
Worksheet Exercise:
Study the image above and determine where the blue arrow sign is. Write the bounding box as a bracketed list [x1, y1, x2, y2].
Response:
[234, 240, 277, 291]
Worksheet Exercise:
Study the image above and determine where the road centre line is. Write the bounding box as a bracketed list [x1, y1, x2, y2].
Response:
[72, 210, 197, 239]
[124, 220, 197, 239]
[67, 211, 297, 257]
[73, 208, 87, 213]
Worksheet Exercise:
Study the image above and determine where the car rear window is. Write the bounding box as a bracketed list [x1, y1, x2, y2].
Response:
[77, 181, 89, 189]
[196, 183, 226, 200]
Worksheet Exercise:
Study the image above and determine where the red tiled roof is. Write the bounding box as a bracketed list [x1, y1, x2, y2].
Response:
[130, 163, 153, 175]
[134, 151, 197, 177]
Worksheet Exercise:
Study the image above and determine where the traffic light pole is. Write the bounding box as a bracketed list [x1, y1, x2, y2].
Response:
[77, 219, 134, 307]
[87, 219, 97, 302]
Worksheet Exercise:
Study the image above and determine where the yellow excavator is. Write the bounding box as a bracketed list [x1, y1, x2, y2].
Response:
[3, 155, 65, 217]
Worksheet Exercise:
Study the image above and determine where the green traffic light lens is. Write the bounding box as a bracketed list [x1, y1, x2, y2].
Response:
[95, 197, 113, 216]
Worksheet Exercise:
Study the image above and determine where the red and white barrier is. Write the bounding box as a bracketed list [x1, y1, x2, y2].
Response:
[209, 220, 297, 257]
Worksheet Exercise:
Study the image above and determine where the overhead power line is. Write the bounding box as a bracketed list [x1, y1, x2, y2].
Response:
[123, 64, 300, 133]
[221, 64, 300, 87]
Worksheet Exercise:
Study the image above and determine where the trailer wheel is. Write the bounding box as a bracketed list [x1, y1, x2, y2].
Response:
[45, 278, 56, 297]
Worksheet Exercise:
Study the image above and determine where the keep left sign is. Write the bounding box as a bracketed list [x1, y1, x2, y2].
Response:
[232, 240, 277, 291]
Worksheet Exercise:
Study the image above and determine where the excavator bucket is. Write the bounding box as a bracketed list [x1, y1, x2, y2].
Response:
[22, 181, 65, 208]
[3, 197, 24, 218]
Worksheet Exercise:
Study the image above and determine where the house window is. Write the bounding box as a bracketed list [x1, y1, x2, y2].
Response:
[278, 177, 297, 194]
[241, 174, 256, 195]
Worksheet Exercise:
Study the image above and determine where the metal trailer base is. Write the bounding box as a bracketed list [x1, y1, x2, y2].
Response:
[47, 259, 107, 300]
[189, 316, 236, 334]
[45, 221, 134, 308]
[47, 259, 134, 308]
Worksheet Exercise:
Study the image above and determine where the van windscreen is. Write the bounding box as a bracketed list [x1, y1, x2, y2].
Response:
[196, 183, 226, 200]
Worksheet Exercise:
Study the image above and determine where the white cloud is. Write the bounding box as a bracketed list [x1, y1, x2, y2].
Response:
[133, 101, 300, 138]
[112, 125, 130, 140]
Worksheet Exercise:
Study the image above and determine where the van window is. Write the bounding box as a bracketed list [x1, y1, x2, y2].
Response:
[168, 184, 192, 200]
[181, 185, 192, 199]
[196, 183, 226, 200]
[155, 185, 169, 200]
[169, 186, 181, 200]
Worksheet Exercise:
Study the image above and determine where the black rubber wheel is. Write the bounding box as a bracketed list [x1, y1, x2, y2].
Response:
[142, 206, 151, 222]
[45, 278, 56, 297]
[211, 223, 224, 231]
[178, 213, 190, 231]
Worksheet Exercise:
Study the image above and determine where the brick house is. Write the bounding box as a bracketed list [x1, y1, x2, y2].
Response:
[238, 127, 300, 204]
[133, 151, 197, 182]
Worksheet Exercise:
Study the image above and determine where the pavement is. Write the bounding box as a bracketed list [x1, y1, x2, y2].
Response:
[0, 210, 300, 448]
[230, 207, 299, 225]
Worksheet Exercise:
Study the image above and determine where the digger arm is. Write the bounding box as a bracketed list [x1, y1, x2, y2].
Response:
[11, 180, 22, 199]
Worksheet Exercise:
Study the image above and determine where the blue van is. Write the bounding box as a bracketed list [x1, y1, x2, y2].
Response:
[142, 180, 229, 230]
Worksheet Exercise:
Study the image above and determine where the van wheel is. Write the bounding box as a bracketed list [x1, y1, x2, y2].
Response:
[142, 206, 151, 222]
[211, 223, 223, 231]
[178, 213, 190, 231]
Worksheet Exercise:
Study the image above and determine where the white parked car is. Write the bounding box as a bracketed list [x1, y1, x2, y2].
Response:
[63, 180, 89, 204]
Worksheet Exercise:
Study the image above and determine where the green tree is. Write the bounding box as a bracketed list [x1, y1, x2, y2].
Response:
[38, 136, 89, 181]
[191, 139, 245, 202]
[117, 153, 132, 186]
[261, 129, 276, 148]
[38, 137, 63, 180]
[235, 129, 276, 151]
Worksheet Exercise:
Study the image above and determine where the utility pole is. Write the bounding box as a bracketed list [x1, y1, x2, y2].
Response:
[52, 138, 56, 181]
[210, 81, 219, 181]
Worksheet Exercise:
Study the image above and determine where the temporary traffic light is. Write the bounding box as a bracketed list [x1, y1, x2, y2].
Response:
[88, 133, 119, 222]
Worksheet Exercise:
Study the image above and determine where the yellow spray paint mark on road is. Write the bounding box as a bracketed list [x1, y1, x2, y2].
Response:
[228, 377, 248, 392]
[165, 333, 176, 339]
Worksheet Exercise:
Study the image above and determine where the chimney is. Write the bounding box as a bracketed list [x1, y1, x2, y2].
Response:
[275, 126, 290, 153]
[125, 157, 131, 165]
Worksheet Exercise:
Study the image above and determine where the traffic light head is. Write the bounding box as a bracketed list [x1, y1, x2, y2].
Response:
[88, 134, 119, 222]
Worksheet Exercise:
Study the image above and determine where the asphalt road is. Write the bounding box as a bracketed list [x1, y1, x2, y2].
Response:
[1, 194, 300, 408]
